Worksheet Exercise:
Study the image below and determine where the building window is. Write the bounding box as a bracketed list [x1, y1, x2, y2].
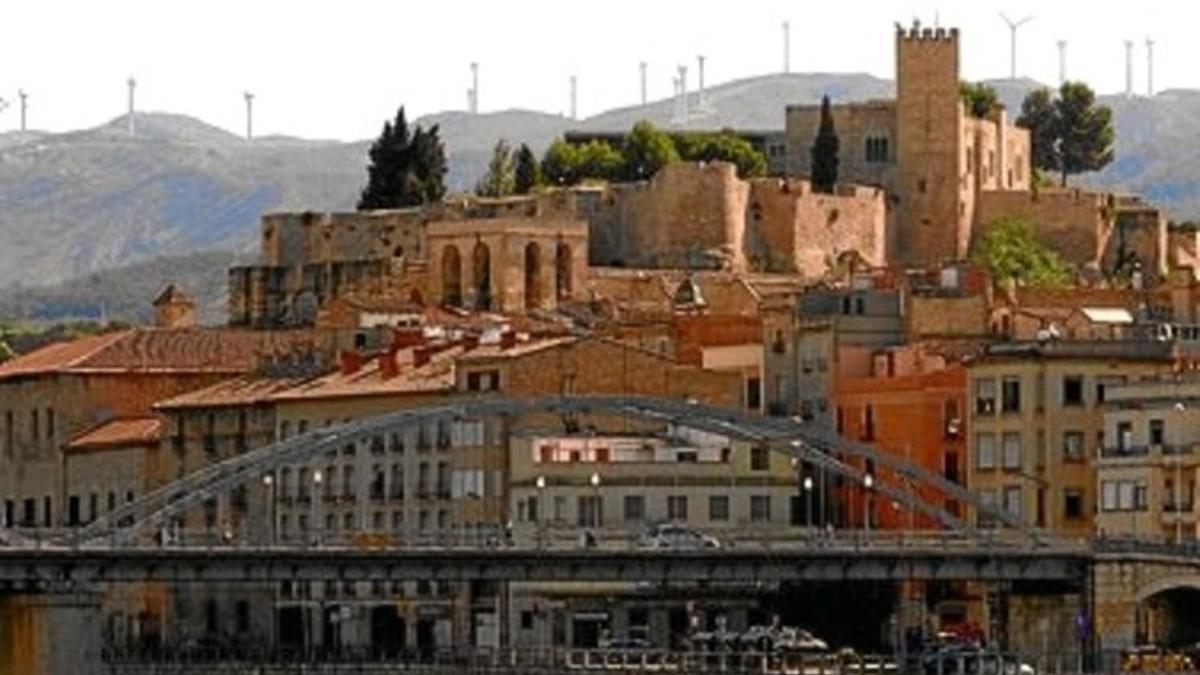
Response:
[1001, 433, 1021, 470]
[1002, 486, 1021, 518]
[29, 409, 39, 444]
[746, 377, 762, 411]
[750, 446, 770, 472]
[1064, 490, 1084, 520]
[623, 495, 645, 522]
[1001, 377, 1021, 413]
[3, 499, 12, 528]
[577, 495, 603, 528]
[709, 495, 729, 521]
[977, 489, 998, 528]
[854, 297, 865, 315]
[667, 495, 688, 521]
[1062, 376, 1084, 407]
[1116, 422, 1133, 453]
[466, 370, 501, 392]
[44, 408, 54, 441]
[943, 399, 961, 438]
[1062, 431, 1085, 462]
[1101, 480, 1147, 511]
[864, 136, 890, 163]
[750, 495, 772, 522]
[836, 407, 845, 434]
[861, 405, 876, 441]
[975, 379, 996, 415]
[976, 433, 997, 470]
[1149, 419, 1165, 447]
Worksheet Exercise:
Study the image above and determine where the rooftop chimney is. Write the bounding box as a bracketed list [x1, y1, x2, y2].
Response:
[500, 330, 518, 349]
[379, 350, 400, 380]
[339, 349, 365, 375]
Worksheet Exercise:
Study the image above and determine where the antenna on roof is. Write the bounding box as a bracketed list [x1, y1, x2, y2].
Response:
[998, 13, 1034, 80]
[469, 62, 479, 114]
[243, 91, 254, 141]
[126, 77, 137, 136]
[1124, 39, 1134, 98]
[1056, 40, 1067, 85]
[1145, 37, 1155, 97]
[18, 90, 28, 132]
[569, 74, 577, 120]
[639, 61, 648, 106]
[782, 21, 791, 74]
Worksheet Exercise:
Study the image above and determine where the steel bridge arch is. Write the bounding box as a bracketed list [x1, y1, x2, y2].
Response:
[61, 395, 1031, 547]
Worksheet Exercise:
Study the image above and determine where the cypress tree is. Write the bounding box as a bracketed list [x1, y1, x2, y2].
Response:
[513, 143, 541, 194]
[358, 106, 446, 209]
[810, 95, 840, 194]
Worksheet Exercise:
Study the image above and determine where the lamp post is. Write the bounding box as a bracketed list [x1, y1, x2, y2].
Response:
[262, 473, 275, 546]
[862, 473, 874, 537]
[312, 469, 323, 548]
[535, 475, 546, 550]
[589, 472, 601, 529]
[803, 476, 814, 529]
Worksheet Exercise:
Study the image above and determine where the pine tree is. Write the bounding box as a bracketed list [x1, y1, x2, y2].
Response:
[513, 143, 541, 194]
[358, 106, 447, 209]
[810, 95, 840, 193]
[1017, 83, 1114, 187]
[475, 139, 516, 197]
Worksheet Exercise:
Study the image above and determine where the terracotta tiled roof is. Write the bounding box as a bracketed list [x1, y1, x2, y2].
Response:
[155, 375, 319, 410]
[454, 336, 577, 362]
[1005, 287, 1162, 309]
[0, 328, 326, 382]
[66, 417, 161, 452]
[268, 345, 463, 402]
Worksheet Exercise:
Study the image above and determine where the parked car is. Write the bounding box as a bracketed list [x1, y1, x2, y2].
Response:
[638, 523, 721, 550]
[922, 646, 1034, 675]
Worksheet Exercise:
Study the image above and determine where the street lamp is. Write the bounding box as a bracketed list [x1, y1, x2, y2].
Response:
[862, 473, 875, 536]
[312, 469, 323, 547]
[535, 475, 546, 549]
[803, 476, 814, 529]
[262, 473, 275, 546]
[589, 472, 601, 540]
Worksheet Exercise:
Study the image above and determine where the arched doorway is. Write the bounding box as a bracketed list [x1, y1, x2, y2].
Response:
[555, 243, 572, 301]
[473, 241, 492, 311]
[441, 246, 462, 307]
[1137, 582, 1200, 647]
[524, 242, 542, 310]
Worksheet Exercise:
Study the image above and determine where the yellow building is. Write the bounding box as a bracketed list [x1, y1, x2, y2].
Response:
[1096, 378, 1200, 543]
[506, 422, 799, 649]
[967, 341, 1177, 536]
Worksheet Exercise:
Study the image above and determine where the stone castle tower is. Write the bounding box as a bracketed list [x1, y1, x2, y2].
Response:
[894, 25, 968, 265]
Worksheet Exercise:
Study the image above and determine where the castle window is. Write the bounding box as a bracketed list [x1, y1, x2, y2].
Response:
[918, 179, 927, 193]
[864, 136, 889, 163]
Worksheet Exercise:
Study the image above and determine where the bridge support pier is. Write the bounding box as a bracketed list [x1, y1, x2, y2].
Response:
[0, 590, 103, 675]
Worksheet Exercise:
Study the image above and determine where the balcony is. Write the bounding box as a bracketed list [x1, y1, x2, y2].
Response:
[1163, 501, 1195, 514]
[1101, 445, 1150, 459]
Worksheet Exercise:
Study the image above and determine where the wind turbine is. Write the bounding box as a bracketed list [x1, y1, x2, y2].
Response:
[998, 13, 1034, 80]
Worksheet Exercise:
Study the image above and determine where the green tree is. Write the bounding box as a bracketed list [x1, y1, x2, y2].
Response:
[623, 121, 679, 180]
[1018, 88, 1061, 180]
[1018, 83, 1114, 187]
[540, 139, 583, 186]
[513, 143, 541, 194]
[810, 95, 840, 193]
[577, 140, 625, 182]
[358, 106, 447, 209]
[971, 216, 1073, 288]
[1057, 82, 1114, 185]
[959, 81, 999, 118]
[475, 139, 516, 197]
[673, 131, 767, 178]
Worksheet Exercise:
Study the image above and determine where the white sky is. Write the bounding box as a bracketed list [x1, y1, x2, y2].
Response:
[0, 0, 1192, 141]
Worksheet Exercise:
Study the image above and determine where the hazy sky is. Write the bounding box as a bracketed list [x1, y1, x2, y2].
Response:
[0, 0, 1191, 140]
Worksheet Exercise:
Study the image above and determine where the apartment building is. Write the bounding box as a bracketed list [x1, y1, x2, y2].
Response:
[966, 341, 1177, 535]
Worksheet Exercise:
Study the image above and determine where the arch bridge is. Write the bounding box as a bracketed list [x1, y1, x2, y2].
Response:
[61, 395, 1031, 548]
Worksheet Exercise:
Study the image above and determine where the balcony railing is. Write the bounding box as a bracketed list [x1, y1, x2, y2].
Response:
[1100, 444, 1190, 459]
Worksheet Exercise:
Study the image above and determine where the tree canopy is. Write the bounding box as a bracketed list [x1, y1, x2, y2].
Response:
[358, 106, 447, 210]
[959, 82, 999, 118]
[1017, 82, 1114, 186]
[623, 121, 679, 181]
[539, 121, 769, 186]
[970, 216, 1073, 288]
[475, 139, 516, 197]
[810, 95, 840, 193]
[674, 130, 767, 179]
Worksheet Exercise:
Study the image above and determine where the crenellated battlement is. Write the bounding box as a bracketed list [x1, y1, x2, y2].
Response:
[895, 22, 959, 42]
